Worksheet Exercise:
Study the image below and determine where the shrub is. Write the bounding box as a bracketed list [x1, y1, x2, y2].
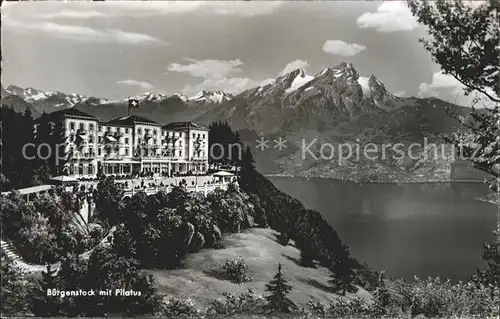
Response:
[307, 297, 327, 316]
[222, 257, 251, 284]
[387, 277, 499, 318]
[277, 232, 290, 246]
[326, 296, 369, 317]
[206, 289, 266, 316]
[160, 296, 201, 318]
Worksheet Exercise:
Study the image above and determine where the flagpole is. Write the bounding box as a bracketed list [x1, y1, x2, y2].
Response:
[128, 96, 131, 116]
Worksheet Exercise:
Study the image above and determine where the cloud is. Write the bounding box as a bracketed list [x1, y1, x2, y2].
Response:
[210, 2, 283, 17]
[418, 71, 496, 107]
[280, 60, 310, 75]
[7, 1, 281, 20]
[168, 58, 254, 95]
[35, 10, 107, 19]
[322, 40, 367, 56]
[3, 20, 166, 45]
[168, 59, 243, 79]
[117, 80, 155, 90]
[357, 1, 418, 32]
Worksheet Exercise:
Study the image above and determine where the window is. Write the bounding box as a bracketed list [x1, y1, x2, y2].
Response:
[153, 129, 157, 135]
[125, 148, 129, 156]
[153, 139, 157, 145]
[138, 128, 142, 134]
[70, 122, 75, 130]
[107, 127, 111, 132]
[192, 133, 195, 138]
[125, 138, 129, 144]
[98, 136, 103, 143]
[69, 164, 75, 175]
[70, 134, 75, 142]
[88, 165, 94, 175]
[125, 128, 130, 134]
[179, 151, 182, 157]
[79, 164, 84, 175]
[89, 135, 94, 143]
[98, 148, 102, 156]
[89, 123, 95, 131]
[79, 123, 85, 130]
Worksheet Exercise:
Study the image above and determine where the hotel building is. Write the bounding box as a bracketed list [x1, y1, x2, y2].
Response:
[34, 109, 209, 178]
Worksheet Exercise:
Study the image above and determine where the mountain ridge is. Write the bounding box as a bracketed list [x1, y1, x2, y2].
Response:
[1, 84, 234, 122]
[1, 62, 485, 181]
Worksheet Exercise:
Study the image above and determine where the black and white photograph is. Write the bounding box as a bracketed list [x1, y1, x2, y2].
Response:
[0, 0, 499, 318]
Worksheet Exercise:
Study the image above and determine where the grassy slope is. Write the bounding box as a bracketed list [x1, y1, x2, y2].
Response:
[148, 228, 372, 310]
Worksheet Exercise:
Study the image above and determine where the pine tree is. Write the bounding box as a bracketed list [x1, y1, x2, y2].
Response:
[264, 263, 296, 313]
[328, 256, 358, 296]
[296, 237, 316, 268]
[370, 271, 391, 316]
[239, 146, 257, 192]
[31, 264, 62, 316]
[300, 248, 316, 268]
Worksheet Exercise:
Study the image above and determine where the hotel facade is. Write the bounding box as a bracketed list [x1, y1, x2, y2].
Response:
[34, 109, 209, 178]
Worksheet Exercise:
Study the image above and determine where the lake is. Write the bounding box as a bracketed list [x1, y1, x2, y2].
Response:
[268, 177, 498, 282]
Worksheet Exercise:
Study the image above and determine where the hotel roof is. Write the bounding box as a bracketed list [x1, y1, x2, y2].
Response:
[36, 108, 98, 122]
[163, 122, 208, 131]
[107, 115, 160, 126]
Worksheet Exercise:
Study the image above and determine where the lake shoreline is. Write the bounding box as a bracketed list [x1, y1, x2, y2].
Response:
[265, 174, 486, 184]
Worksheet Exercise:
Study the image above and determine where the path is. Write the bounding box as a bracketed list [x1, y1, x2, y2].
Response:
[1, 226, 116, 273]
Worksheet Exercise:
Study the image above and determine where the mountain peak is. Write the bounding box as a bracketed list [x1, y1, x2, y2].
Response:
[189, 90, 233, 104]
[368, 74, 387, 94]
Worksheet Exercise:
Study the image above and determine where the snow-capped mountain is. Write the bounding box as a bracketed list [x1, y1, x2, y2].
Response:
[2, 85, 109, 112]
[188, 90, 234, 104]
[198, 62, 410, 132]
[1, 84, 232, 122]
[124, 92, 171, 103]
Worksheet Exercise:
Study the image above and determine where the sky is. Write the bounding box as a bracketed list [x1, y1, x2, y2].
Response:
[0, 1, 488, 106]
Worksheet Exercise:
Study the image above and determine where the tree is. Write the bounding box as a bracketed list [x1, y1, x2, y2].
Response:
[328, 246, 358, 296]
[298, 244, 316, 268]
[31, 264, 62, 316]
[408, 0, 499, 103]
[239, 145, 258, 192]
[408, 0, 500, 288]
[51, 247, 163, 317]
[0, 106, 41, 190]
[369, 271, 391, 317]
[264, 263, 296, 313]
[1, 258, 35, 316]
[476, 221, 500, 286]
[208, 121, 243, 169]
[93, 177, 124, 226]
[407, 0, 500, 188]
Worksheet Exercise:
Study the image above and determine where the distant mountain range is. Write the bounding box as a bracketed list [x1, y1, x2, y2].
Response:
[1, 62, 487, 182]
[0, 85, 233, 122]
